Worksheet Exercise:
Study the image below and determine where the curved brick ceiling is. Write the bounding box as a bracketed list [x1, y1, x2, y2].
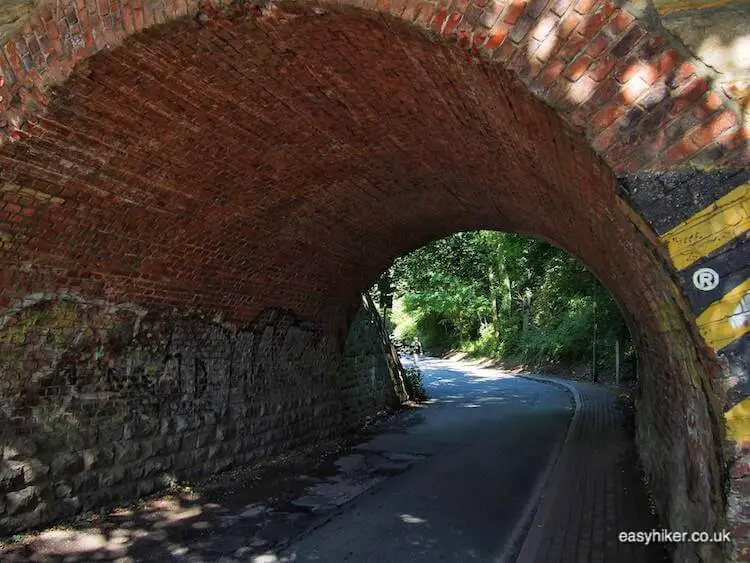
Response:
[0, 0, 746, 172]
[0, 3, 704, 329]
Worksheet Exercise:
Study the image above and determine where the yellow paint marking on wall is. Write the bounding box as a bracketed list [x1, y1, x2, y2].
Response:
[697, 279, 750, 350]
[661, 182, 750, 271]
[726, 397, 750, 443]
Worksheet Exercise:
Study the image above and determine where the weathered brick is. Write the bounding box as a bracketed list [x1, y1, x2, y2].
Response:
[509, 15, 533, 43]
[551, 0, 573, 17]
[0, 4, 742, 561]
[585, 33, 608, 57]
[526, 0, 549, 19]
[573, 0, 596, 15]
[531, 13, 557, 41]
[484, 25, 509, 48]
[588, 53, 617, 81]
[537, 57, 566, 86]
[564, 54, 592, 81]
[610, 24, 645, 58]
[503, 0, 527, 24]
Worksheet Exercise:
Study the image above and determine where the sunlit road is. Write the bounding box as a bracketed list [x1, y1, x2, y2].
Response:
[279, 356, 574, 562]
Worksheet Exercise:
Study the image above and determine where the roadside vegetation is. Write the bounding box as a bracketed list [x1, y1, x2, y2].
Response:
[402, 364, 428, 402]
[371, 231, 635, 383]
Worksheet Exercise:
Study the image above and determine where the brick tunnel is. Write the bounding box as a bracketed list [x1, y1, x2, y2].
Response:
[0, 0, 747, 561]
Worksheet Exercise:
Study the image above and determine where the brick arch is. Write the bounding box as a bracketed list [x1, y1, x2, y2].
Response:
[0, 0, 746, 170]
[0, 2, 745, 561]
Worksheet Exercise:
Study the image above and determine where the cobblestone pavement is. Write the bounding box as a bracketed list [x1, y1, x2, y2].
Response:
[515, 377, 669, 563]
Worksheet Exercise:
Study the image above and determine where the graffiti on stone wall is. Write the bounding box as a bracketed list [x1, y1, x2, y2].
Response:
[0, 293, 399, 534]
[0, 295, 338, 451]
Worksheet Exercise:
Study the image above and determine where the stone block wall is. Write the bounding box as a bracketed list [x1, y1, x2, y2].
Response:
[338, 295, 409, 428]
[0, 293, 403, 534]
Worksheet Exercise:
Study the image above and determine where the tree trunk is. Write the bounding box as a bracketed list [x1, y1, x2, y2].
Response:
[489, 267, 499, 324]
[592, 284, 598, 382]
[522, 304, 530, 334]
[456, 309, 463, 343]
[521, 293, 531, 334]
[505, 276, 512, 313]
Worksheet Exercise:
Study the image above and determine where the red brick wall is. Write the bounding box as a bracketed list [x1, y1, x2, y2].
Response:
[0, 2, 744, 560]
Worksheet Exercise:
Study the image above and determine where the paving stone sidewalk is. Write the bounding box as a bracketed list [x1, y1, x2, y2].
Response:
[516, 378, 670, 563]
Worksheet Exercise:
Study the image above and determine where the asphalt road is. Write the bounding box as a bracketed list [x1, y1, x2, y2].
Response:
[277, 356, 574, 562]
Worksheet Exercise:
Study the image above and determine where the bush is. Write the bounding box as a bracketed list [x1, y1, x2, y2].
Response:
[380, 230, 635, 379]
[466, 322, 500, 357]
[403, 365, 428, 402]
[520, 296, 595, 363]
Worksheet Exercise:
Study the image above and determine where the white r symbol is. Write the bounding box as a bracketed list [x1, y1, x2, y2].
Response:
[692, 268, 720, 291]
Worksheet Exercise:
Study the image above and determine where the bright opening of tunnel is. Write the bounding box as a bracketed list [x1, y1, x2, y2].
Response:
[0, 0, 747, 561]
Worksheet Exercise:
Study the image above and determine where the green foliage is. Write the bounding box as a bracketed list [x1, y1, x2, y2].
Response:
[403, 365, 428, 402]
[519, 296, 595, 363]
[374, 231, 634, 378]
[390, 298, 418, 343]
[466, 322, 502, 357]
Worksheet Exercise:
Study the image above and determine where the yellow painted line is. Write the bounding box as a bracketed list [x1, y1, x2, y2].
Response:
[726, 397, 750, 444]
[697, 279, 750, 350]
[661, 182, 750, 271]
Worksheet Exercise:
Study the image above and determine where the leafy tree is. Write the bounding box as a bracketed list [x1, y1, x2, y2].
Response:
[372, 231, 634, 381]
